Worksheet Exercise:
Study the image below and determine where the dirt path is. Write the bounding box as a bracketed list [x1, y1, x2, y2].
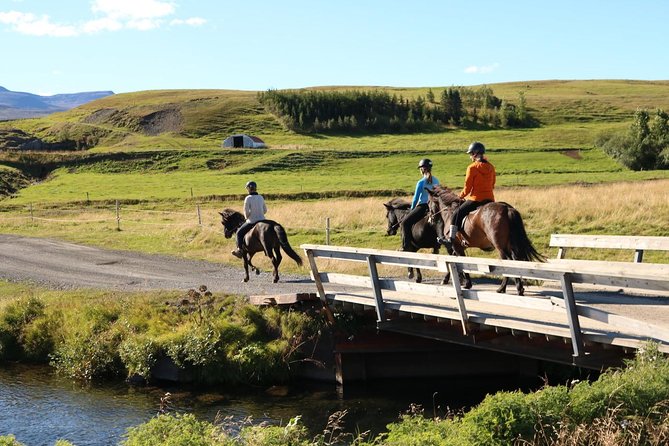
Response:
[0, 234, 317, 296]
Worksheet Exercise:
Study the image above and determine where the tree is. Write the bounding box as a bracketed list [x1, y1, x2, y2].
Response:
[426, 89, 435, 103]
[598, 108, 669, 170]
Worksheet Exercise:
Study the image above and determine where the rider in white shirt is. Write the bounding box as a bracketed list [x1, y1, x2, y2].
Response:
[231, 181, 267, 258]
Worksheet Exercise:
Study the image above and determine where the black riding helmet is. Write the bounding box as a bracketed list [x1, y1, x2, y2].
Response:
[418, 158, 432, 169]
[245, 181, 257, 189]
[466, 142, 485, 155]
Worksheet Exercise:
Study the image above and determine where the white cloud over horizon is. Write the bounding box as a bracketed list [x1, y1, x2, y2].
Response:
[0, 1, 206, 37]
[464, 63, 501, 74]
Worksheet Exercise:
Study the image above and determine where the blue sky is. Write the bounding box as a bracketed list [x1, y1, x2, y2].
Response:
[1, 0, 668, 95]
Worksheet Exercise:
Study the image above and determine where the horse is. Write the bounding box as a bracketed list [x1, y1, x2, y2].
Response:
[426, 185, 544, 295]
[219, 209, 303, 283]
[383, 198, 441, 283]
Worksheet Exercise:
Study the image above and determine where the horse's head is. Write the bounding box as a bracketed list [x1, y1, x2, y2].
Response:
[218, 208, 245, 238]
[383, 199, 410, 235]
[426, 186, 460, 224]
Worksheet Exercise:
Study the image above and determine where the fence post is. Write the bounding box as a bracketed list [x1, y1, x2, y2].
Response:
[29, 203, 34, 223]
[325, 217, 330, 245]
[116, 200, 121, 231]
[86, 192, 90, 205]
[190, 187, 194, 199]
[196, 204, 202, 226]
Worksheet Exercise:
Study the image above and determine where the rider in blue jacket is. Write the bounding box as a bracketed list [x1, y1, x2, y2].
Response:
[401, 158, 439, 251]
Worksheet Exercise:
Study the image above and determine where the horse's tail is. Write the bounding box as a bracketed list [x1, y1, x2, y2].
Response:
[507, 206, 545, 263]
[274, 224, 303, 266]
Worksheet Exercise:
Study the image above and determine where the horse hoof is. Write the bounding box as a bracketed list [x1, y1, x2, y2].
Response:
[415, 277, 422, 284]
[255, 270, 260, 275]
[273, 278, 279, 283]
[464, 282, 472, 289]
[243, 278, 249, 283]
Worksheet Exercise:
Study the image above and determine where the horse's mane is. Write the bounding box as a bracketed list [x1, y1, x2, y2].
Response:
[432, 185, 462, 207]
[219, 208, 245, 225]
[385, 198, 411, 210]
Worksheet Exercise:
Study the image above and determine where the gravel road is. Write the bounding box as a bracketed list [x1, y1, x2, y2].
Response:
[0, 234, 318, 296]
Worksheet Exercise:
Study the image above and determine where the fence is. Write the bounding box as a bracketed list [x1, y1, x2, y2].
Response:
[0, 202, 370, 244]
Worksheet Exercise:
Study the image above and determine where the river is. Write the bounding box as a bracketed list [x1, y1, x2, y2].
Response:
[0, 363, 540, 445]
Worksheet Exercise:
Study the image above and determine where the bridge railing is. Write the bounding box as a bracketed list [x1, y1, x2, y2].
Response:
[301, 244, 669, 360]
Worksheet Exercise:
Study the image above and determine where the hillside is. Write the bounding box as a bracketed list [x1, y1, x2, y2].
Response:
[0, 86, 114, 121]
[1, 80, 669, 153]
[0, 79, 668, 205]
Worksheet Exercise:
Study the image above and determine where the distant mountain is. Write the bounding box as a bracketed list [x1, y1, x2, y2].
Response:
[0, 86, 114, 121]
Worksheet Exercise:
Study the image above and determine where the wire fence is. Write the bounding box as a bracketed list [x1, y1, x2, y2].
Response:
[0, 202, 385, 245]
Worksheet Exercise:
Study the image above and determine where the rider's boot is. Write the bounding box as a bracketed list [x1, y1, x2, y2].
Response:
[439, 225, 459, 252]
[231, 248, 243, 258]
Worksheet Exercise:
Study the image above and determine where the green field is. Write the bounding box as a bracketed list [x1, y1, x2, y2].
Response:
[0, 79, 668, 265]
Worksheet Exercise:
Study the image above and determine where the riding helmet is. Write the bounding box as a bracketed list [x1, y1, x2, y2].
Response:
[418, 158, 433, 169]
[466, 142, 486, 155]
[245, 181, 257, 189]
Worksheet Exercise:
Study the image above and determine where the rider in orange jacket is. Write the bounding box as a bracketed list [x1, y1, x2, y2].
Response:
[445, 142, 496, 248]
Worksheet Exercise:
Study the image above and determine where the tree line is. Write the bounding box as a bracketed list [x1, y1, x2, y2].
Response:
[258, 86, 533, 133]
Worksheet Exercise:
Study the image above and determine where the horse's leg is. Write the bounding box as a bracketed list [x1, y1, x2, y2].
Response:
[247, 253, 260, 275]
[415, 268, 422, 284]
[242, 255, 250, 282]
[451, 244, 472, 289]
[271, 247, 282, 283]
[408, 267, 414, 280]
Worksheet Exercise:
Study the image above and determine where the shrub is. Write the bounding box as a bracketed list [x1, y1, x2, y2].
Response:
[0, 297, 46, 360]
[119, 335, 160, 379]
[122, 413, 225, 446]
[0, 436, 25, 446]
[50, 325, 125, 380]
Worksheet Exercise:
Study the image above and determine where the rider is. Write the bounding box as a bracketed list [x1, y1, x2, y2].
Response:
[401, 158, 439, 251]
[231, 180, 267, 259]
[445, 142, 496, 248]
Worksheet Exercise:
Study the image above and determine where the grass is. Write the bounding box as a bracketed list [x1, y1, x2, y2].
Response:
[0, 181, 667, 279]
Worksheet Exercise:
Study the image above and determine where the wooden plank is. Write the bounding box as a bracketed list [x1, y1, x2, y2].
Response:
[305, 249, 336, 324]
[447, 261, 469, 335]
[561, 273, 585, 358]
[248, 293, 318, 306]
[367, 255, 386, 322]
[550, 234, 669, 251]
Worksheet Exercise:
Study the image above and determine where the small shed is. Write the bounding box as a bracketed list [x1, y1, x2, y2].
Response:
[222, 134, 266, 149]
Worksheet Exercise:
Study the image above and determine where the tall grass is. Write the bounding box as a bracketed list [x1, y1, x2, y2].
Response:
[0, 181, 667, 273]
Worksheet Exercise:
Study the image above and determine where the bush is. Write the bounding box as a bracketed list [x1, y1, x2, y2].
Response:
[598, 108, 669, 170]
[122, 413, 225, 446]
[0, 436, 25, 446]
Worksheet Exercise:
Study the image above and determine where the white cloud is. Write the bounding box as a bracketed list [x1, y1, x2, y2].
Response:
[464, 63, 501, 74]
[91, 0, 176, 19]
[0, 1, 204, 37]
[170, 17, 206, 26]
[0, 11, 77, 36]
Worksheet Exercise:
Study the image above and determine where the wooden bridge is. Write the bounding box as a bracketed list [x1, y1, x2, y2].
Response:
[301, 235, 669, 371]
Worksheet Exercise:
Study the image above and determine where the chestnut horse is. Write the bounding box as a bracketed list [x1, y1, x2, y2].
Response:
[384, 198, 441, 283]
[219, 209, 303, 283]
[426, 185, 544, 295]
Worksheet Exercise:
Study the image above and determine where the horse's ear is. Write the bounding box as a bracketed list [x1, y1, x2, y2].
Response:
[425, 188, 436, 197]
[218, 212, 224, 217]
[383, 203, 392, 210]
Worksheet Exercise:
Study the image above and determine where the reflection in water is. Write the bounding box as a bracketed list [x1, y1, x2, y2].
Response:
[0, 363, 537, 445]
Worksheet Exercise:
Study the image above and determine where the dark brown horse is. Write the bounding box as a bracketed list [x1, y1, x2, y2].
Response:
[426, 185, 544, 295]
[219, 209, 303, 283]
[384, 198, 441, 283]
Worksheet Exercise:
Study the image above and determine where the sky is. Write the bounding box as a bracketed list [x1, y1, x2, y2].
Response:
[1, 0, 668, 96]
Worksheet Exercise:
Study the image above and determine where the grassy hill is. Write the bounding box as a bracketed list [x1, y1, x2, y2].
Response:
[0, 79, 668, 207]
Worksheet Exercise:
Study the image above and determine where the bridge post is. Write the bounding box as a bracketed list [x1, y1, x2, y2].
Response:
[634, 249, 644, 263]
[446, 261, 469, 335]
[367, 255, 386, 322]
[306, 249, 336, 325]
[560, 272, 585, 358]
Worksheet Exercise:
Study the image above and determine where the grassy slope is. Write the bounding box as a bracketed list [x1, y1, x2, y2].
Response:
[0, 79, 668, 238]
